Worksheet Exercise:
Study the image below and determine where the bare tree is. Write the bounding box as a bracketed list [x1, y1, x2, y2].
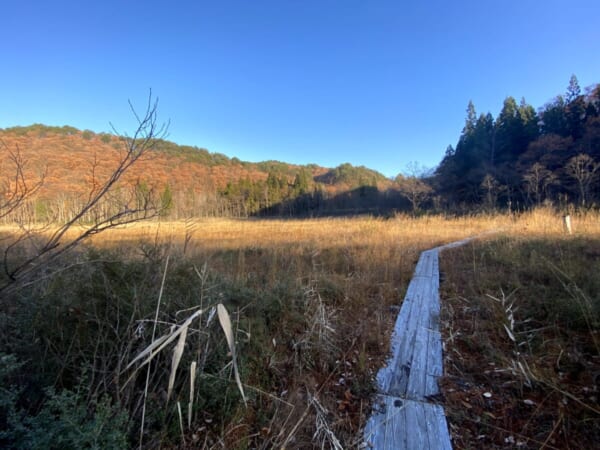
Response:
[0, 92, 168, 294]
[565, 153, 599, 208]
[523, 163, 555, 206]
[480, 173, 501, 211]
[394, 162, 433, 213]
[395, 174, 432, 213]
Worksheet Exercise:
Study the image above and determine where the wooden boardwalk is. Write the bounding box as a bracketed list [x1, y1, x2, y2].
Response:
[364, 239, 472, 449]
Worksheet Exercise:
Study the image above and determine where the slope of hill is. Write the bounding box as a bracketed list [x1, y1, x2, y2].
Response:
[0, 124, 403, 219]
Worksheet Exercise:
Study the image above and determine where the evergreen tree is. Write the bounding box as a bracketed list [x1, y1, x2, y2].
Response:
[434, 76, 600, 210]
[495, 96, 521, 165]
[540, 95, 569, 136]
[565, 75, 586, 139]
[293, 169, 310, 196]
[518, 98, 539, 145]
[463, 100, 477, 136]
[159, 184, 173, 217]
[435, 102, 493, 205]
[566, 74, 581, 103]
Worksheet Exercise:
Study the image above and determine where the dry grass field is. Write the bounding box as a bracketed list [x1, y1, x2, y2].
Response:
[1, 208, 599, 448]
[439, 210, 600, 449]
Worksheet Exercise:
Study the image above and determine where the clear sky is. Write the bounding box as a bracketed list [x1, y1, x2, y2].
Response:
[2, 1, 599, 177]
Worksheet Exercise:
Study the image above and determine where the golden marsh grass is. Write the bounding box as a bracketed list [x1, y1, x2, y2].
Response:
[83, 208, 600, 252]
[2, 207, 599, 448]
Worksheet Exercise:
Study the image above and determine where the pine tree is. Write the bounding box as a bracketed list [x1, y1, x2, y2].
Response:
[566, 74, 581, 103]
[565, 74, 586, 139]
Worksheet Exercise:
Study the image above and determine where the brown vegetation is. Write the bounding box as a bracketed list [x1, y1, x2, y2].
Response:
[440, 209, 600, 449]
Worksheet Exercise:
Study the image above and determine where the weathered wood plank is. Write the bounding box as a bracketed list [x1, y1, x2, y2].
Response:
[379, 248, 445, 399]
[365, 239, 480, 449]
[415, 250, 435, 278]
[414, 258, 426, 278]
[426, 330, 443, 377]
[406, 324, 428, 398]
[364, 395, 404, 449]
[406, 400, 428, 450]
[427, 284, 441, 330]
[384, 398, 406, 450]
[425, 330, 443, 397]
[364, 396, 452, 449]
[426, 402, 453, 450]
[377, 283, 418, 392]
[387, 278, 428, 395]
[420, 403, 448, 450]
[438, 237, 473, 250]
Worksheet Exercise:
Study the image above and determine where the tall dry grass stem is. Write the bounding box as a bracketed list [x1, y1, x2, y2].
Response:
[188, 361, 196, 429]
[139, 254, 169, 450]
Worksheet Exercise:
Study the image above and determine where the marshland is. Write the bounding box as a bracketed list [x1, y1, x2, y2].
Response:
[1, 208, 599, 448]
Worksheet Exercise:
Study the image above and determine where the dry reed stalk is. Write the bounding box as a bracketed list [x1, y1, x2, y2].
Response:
[546, 261, 600, 355]
[124, 307, 205, 377]
[188, 361, 196, 429]
[167, 322, 189, 402]
[217, 303, 247, 405]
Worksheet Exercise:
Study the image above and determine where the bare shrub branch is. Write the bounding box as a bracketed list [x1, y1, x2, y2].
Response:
[0, 91, 168, 294]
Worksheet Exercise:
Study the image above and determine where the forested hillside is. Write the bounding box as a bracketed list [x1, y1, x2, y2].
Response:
[0, 124, 409, 220]
[434, 75, 600, 210]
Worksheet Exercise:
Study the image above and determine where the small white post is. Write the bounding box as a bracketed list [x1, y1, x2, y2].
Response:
[563, 214, 573, 235]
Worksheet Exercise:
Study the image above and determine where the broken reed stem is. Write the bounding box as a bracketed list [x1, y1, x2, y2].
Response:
[139, 255, 170, 450]
[188, 361, 196, 429]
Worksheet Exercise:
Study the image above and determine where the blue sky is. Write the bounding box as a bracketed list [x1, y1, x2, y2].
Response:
[2, 1, 599, 177]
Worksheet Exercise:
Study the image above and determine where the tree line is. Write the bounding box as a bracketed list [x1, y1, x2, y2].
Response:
[433, 75, 600, 211]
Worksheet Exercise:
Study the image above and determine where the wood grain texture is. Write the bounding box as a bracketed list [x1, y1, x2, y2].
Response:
[363, 396, 452, 450]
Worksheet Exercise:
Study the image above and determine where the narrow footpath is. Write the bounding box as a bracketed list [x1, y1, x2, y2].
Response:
[363, 238, 472, 449]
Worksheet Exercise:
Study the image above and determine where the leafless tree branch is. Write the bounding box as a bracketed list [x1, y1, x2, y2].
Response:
[0, 91, 168, 295]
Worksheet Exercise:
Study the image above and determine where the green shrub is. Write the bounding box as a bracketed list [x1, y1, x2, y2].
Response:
[1, 354, 129, 450]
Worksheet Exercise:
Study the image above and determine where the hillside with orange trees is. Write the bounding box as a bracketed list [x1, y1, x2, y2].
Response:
[0, 124, 406, 219]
